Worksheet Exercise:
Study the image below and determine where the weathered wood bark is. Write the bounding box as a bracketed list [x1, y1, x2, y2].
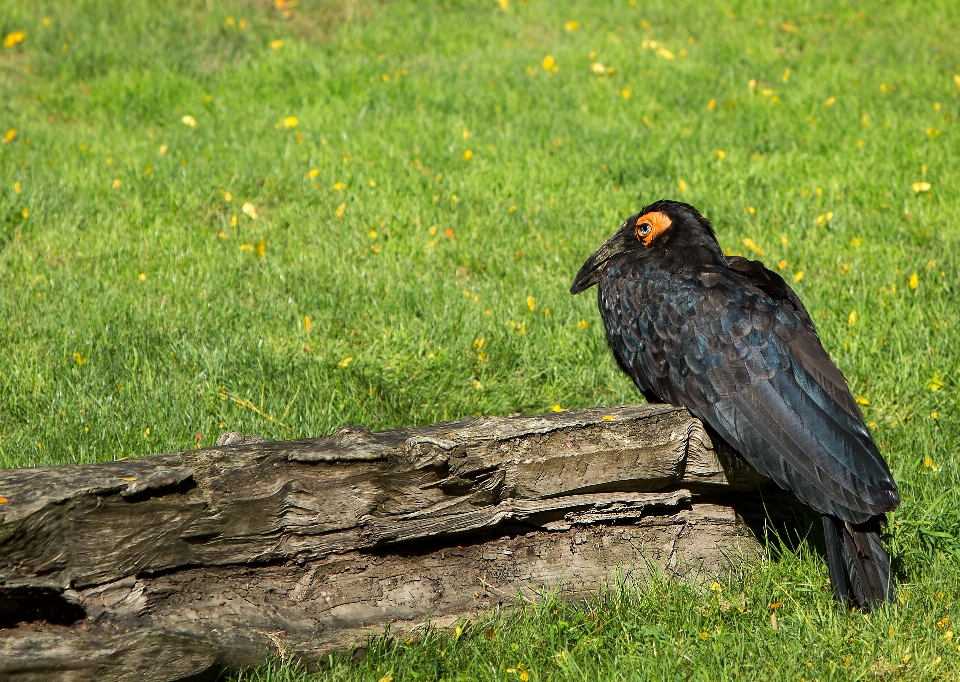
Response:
[0, 405, 799, 681]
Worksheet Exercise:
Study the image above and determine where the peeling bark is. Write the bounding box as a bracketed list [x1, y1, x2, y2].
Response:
[0, 405, 795, 681]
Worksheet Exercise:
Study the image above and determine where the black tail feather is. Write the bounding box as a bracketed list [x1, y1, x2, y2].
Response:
[822, 514, 894, 610]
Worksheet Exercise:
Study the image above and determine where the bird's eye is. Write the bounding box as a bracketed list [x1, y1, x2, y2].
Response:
[638, 222, 652, 237]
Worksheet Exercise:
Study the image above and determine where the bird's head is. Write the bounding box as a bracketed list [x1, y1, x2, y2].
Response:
[570, 199, 721, 294]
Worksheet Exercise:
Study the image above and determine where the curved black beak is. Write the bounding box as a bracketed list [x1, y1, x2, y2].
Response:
[570, 226, 633, 295]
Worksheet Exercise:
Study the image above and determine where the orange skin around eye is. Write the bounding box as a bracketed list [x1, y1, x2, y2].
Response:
[635, 211, 672, 247]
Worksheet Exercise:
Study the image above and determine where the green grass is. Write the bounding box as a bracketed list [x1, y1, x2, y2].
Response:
[2, 0, 960, 678]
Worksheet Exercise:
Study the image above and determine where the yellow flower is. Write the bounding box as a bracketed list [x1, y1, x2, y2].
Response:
[577, 319, 589, 329]
[746, 206, 756, 215]
[850, 237, 861, 247]
[848, 310, 857, 326]
[111, 179, 121, 190]
[473, 379, 483, 390]
[564, 21, 580, 31]
[707, 98, 717, 111]
[335, 203, 346, 217]
[14, 181, 21, 193]
[256, 239, 266, 257]
[182, 115, 198, 128]
[699, 631, 710, 639]
[780, 23, 797, 32]
[550, 405, 565, 412]
[742, 238, 763, 255]
[678, 179, 688, 191]
[143, 427, 151, 438]
[527, 296, 535, 311]
[282, 116, 298, 128]
[138, 273, 147, 281]
[909, 272, 918, 290]
[338, 357, 353, 368]
[333, 182, 343, 190]
[655, 48, 675, 60]
[519, 672, 530, 682]
[3, 31, 26, 48]
[230, 215, 238, 226]
[21, 208, 29, 218]
[928, 373, 944, 391]
[242, 202, 259, 219]
[856, 397, 869, 405]
[591, 62, 606, 74]
[462, 150, 473, 161]
[73, 352, 87, 365]
[781, 68, 791, 82]
[911, 182, 931, 193]
[777, 260, 787, 270]
[2, 129, 16, 144]
[159, 144, 168, 154]
[621, 88, 630, 99]
[269, 39, 284, 50]
[816, 211, 833, 226]
[931, 411, 939, 419]
[307, 168, 319, 178]
[710, 582, 723, 591]
[715, 149, 725, 160]
[542, 55, 555, 70]
[793, 271, 804, 282]
[498, 0, 509, 9]
[823, 96, 836, 106]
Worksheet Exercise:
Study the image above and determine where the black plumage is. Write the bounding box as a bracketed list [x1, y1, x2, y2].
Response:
[571, 200, 899, 609]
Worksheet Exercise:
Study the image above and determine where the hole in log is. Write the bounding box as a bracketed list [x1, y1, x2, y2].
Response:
[0, 585, 86, 628]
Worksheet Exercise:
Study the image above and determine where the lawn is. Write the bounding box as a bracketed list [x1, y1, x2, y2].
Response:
[2, 0, 959, 678]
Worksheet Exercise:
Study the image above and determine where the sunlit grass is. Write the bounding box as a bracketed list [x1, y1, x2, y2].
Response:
[2, 0, 959, 678]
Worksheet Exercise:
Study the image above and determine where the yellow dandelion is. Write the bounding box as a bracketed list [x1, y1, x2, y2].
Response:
[542, 55, 555, 70]
[230, 215, 238, 227]
[519, 672, 530, 682]
[159, 144, 168, 154]
[577, 319, 589, 329]
[710, 582, 723, 592]
[338, 357, 353, 368]
[462, 150, 473, 161]
[911, 182, 931, 193]
[780, 23, 797, 32]
[591, 62, 606, 74]
[782, 68, 791, 82]
[473, 379, 483, 390]
[824, 96, 836, 106]
[4, 31, 26, 48]
[256, 239, 266, 257]
[242, 202, 259, 219]
[217, 231, 227, 238]
[746, 206, 756, 215]
[621, 88, 630, 99]
[306, 168, 319, 178]
[111, 179, 121, 190]
[14, 181, 21, 193]
[909, 272, 918, 290]
[72, 352, 87, 365]
[925, 457, 933, 468]
[240, 244, 253, 251]
[2, 129, 16, 144]
[930, 412, 939, 419]
[715, 149, 725, 159]
[601, 414, 615, 420]
[550, 405, 565, 412]
[856, 397, 869, 405]
[182, 115, 198, 128]
[223, 191, 233, 202]
[498, 0, 508, 9]
[678, 179, 688, 191]
[850, 237, 861, 247]
[793, 271, 804, 282]
[777, 260, 787, 270]
[138, 272, 146, 281]
[564, 21, 580, 31]
[699, 631, 710, 639]
[655, 48, 675, 60]
[269, 39, 284, 50]
[527, 296, 535, 311]
[848, 310, 857, 326]
[707, 98, 717, 111]
[21, 208, 29, 218]
[816, 211, 833, 226]
[282, 116, 298, 128]
[335, 203, 346, 217]
[333, 182, 343, 190]
[742, 238, 763, 255]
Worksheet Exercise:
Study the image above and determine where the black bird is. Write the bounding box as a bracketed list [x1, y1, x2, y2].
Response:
[571, 200, 900, 609]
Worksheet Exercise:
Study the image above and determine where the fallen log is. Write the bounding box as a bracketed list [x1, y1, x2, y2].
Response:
[0, 404, 799, 681]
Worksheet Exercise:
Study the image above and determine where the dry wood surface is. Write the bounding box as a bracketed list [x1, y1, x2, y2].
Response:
[0, 404, 798, 681]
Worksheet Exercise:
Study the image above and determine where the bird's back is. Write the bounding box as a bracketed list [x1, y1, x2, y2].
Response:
[597, 255, 899, 523]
